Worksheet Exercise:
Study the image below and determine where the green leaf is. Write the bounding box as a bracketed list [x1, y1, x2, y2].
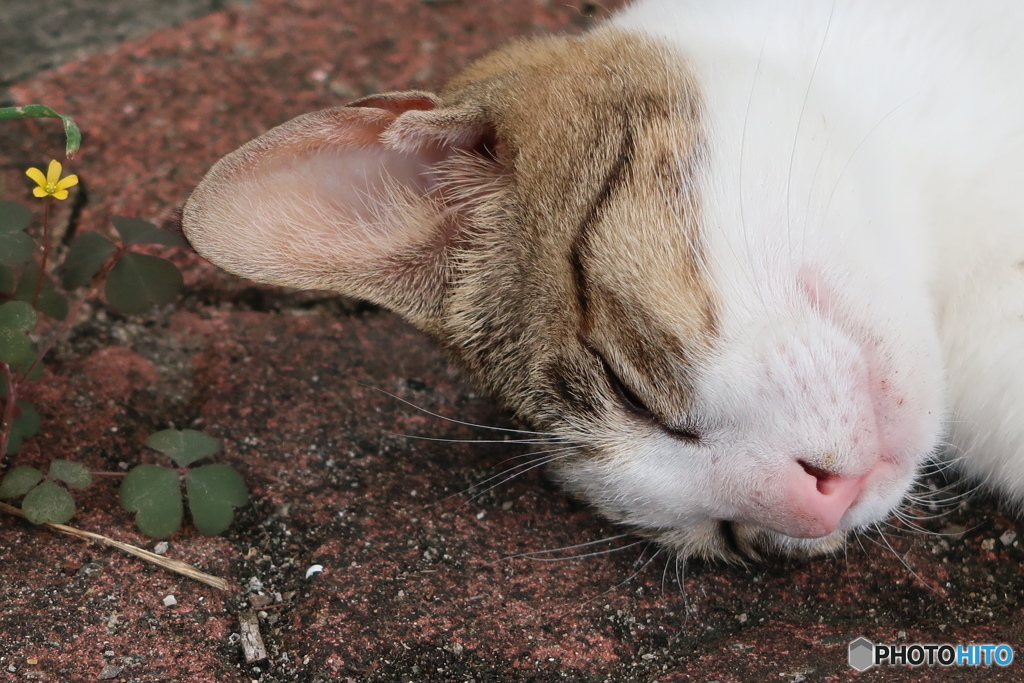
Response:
[111, 217, 186, 247]
[119, 464, 183, 539]
[7, 400, 40, 455]
[15, 267, 68, 321]
[62, 232, 117, 289]
[0, 105, 81, 158]
[0, 264, 14, 296]
[104, 253, 183, 315]
[34, 289, 69, 322]
[48, 460, 92, 489]
[0, 201, 32, 233]
[0, 465, 43, 498]
[185, 464, 248, 535]
[0, 330, 32, 365]
[145, 429, 221, 467]
[0, 201, 34, 267]
[22, 479, 75, 524]
[0, 300, 35, 331]
[0, 232, 32, 268]
[0, 301, 37, 365]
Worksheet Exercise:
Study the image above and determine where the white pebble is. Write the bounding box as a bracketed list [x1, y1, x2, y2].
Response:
[305, 564, 325, 579]
[153, 542, 169, 555]
[162, 595, 177, 607]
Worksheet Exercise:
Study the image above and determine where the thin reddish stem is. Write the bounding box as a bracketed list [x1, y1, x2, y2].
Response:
[0, 362, 16, 463]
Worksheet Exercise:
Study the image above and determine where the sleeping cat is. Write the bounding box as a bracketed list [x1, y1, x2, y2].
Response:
[181, 0, 1024, 562]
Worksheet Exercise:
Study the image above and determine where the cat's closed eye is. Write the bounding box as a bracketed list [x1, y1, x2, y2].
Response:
[593, 347, 703, 443]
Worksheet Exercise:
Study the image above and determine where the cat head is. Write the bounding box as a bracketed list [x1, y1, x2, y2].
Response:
[183, 27, 944, 562]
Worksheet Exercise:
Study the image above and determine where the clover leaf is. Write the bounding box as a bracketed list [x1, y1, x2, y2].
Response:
[146, 429, 221, 466]
[62, 231, 118, 289]
[185, 464, 249, 536]
[16, 266, 68, 321]
[22, 480, 75, 524]
[0, 301, 37, 365]
[105, 252, 183, 315]
[0, 465, 43, 498]
[120, 464, 183, 539]
[0, 265, 14, 296]
[0, 201, 33, 268]
[7, 400, 40, 455]
[47, 460, 93, 489]
[0, 457, 91, 524]
[120, 430, 247, 538]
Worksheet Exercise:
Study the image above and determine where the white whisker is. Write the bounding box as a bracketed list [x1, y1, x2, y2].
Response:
[388, 433, 562, 445]
[356, 382, 556, 436]
[509, 539, 647, 563]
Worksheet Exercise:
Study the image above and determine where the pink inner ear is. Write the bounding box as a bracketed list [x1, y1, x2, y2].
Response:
[185, 103, 488, 294]
[259, 143, 445, 223]
[241, 140, 454, 268]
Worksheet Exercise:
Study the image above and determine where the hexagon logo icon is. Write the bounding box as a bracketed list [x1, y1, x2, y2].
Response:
[849, 637, 875, 671]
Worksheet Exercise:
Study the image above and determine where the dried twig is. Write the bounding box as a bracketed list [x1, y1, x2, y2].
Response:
[239, 609, 268, 663]
[0, 501, 233, 591]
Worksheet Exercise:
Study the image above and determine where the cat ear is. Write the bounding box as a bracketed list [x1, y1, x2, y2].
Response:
[182, 93, 493, 322]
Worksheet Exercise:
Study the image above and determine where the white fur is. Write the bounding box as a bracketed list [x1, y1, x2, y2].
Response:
[597, 0, 1024, 536]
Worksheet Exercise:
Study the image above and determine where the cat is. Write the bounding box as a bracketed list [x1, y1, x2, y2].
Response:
[181, 0, 1024, 562]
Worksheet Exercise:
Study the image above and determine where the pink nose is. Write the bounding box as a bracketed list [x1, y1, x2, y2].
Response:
[778, 460, 867, 538]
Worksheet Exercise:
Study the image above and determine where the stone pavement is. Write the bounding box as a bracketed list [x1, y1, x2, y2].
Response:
[0, 0, 1022, 681]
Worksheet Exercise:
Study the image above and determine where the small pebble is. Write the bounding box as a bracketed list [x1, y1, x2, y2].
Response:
[162, 595, 177, 607]
[249, 594, 273, 609]
[305, 564, 325, 579]
[153, 541, 169, 555]
[97, 664, 123, 680]
[1000, 530, 1017, 547]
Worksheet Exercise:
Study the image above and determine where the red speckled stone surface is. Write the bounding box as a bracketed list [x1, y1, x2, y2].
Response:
[1, 1, 1023, 681]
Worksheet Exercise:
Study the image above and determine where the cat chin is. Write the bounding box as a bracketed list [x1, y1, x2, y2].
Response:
[650, 520, 848, 564]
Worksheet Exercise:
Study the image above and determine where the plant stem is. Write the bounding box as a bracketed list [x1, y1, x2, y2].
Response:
[0, 362, 16, 463]
[32, 200, 52, 310]
[19, 250, 120, 384]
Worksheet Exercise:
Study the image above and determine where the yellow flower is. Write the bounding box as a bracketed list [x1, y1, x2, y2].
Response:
[25, 160, 79, 200]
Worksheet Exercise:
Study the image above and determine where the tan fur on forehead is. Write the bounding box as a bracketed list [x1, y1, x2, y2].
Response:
[578, 109, 716, 413]
[427, 27, 718, 423]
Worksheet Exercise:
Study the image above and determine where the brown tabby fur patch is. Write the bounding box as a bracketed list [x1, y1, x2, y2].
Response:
[428, 28, 718, 434]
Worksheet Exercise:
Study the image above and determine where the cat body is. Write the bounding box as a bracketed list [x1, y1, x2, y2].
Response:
[182, 0, 1024, 561]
